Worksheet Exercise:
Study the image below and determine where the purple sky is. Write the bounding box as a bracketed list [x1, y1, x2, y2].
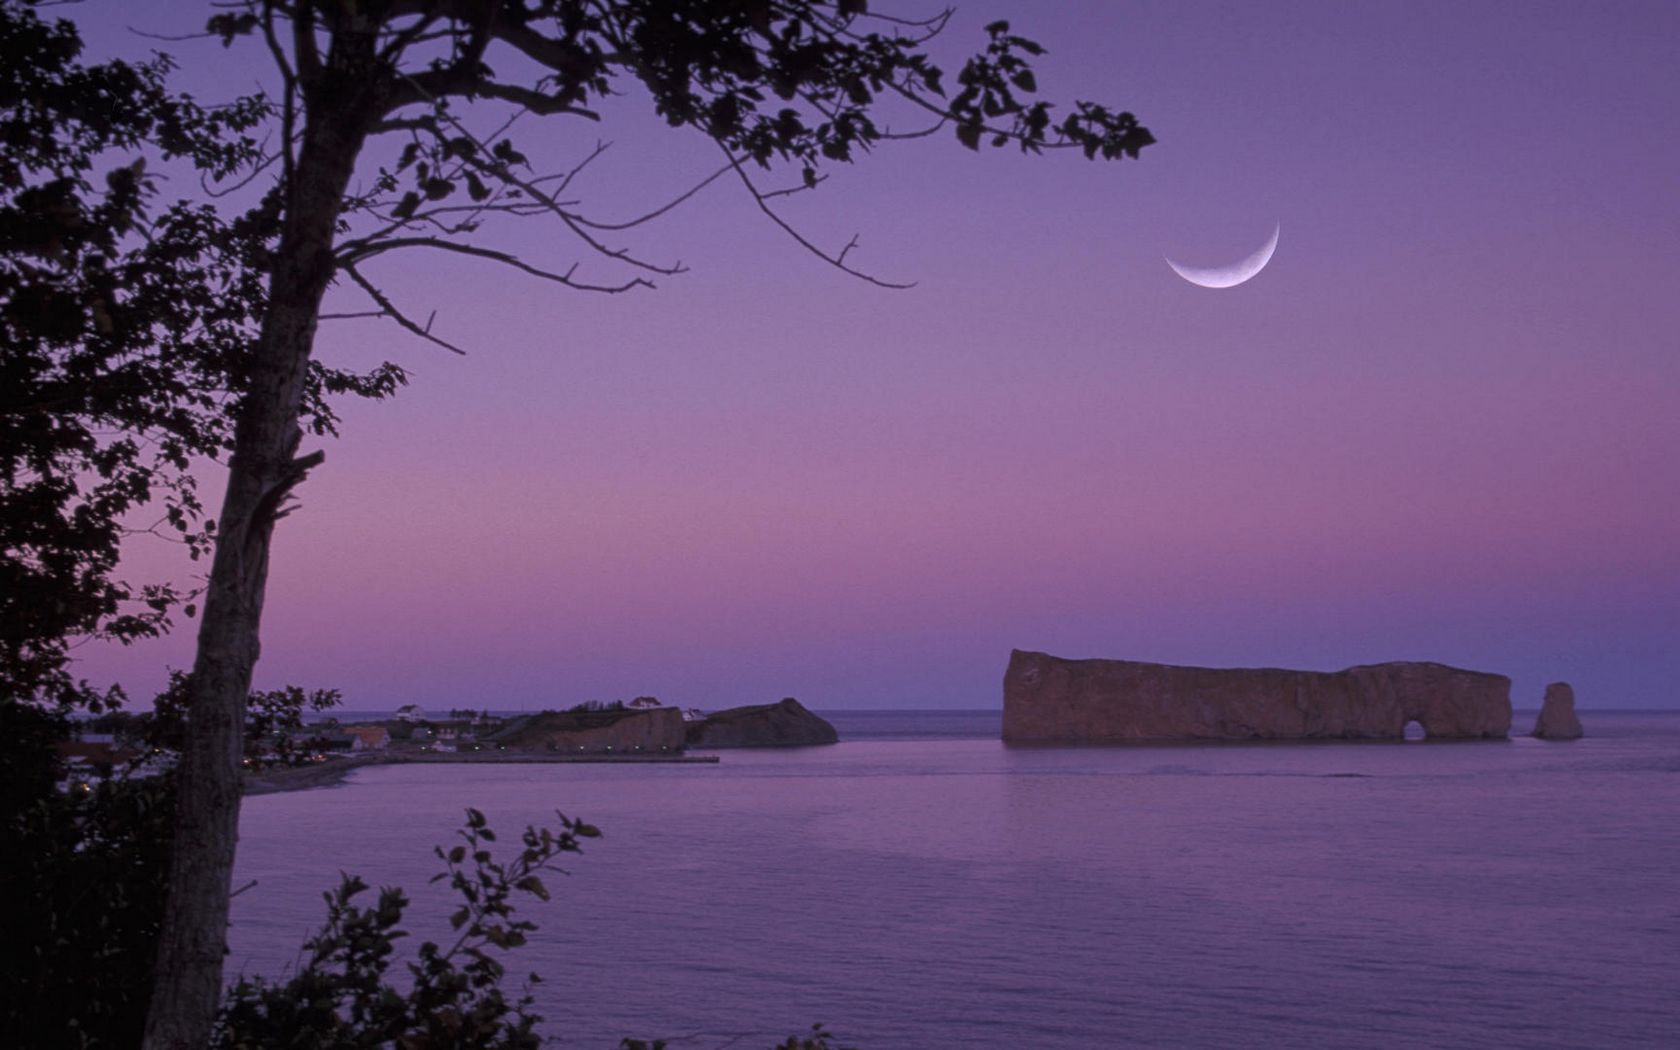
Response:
[74, 1, 1679, 710]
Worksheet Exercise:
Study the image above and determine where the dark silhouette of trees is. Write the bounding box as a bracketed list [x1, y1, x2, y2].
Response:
[1, 0, 263, 715]
[0, 3, 393, 1045]
[0, 0, 404, 717]
[68, 4, 1154, 1047]
[0, 673, 339, 1050]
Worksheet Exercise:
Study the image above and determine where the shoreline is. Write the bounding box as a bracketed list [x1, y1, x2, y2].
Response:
[243, 750, 720, 796]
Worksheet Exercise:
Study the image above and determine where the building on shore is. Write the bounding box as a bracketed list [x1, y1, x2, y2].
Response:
[342, 725, 390, 751]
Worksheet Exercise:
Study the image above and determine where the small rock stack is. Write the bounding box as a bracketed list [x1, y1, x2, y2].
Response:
[1533, 681, 1584, 740]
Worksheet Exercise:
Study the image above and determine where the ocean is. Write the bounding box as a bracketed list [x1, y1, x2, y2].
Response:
[230, 710, 1680, 1049]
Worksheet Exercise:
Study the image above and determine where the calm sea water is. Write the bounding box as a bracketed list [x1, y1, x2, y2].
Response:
[231, 710, 1680, 1049]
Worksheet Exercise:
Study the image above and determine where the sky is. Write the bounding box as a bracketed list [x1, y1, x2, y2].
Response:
[69, 1, 1679, 711]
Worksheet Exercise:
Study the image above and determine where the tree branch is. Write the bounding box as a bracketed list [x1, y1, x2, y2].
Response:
[339, 263, 469, 355]
[718, 145, 911, 290]
[339, 236, 658, 295]
[290, 2, 322, 90]
[383, 70, 600, 121]
[261, 3, 299, 194]
[390, 88, 684, 276]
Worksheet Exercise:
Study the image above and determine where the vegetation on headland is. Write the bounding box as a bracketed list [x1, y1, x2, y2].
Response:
[2, 1, 1151, 1046]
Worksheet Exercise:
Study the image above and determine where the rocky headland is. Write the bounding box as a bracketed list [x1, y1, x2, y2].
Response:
[489, 706, 687, 753]
[1532, 681, 1584, 739]
[1002, 650, 1513, 743]
[686, 698, 839, 748]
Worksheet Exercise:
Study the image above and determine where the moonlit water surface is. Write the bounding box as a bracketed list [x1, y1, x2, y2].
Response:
[230, 711, 1679, 1049]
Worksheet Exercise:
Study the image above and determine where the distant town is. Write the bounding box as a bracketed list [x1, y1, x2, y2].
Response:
[58, 696, 839, 793]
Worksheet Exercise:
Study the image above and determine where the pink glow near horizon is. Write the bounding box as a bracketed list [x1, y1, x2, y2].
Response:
[70, 0, 1680, 710]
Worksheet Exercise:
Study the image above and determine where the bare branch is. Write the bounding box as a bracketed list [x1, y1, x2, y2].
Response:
[567, 160, 732, 231]
[368, 117, 435, 134]
[340, 264, 468, 356]
[383, 64, 599, 120]
[718, 146, 911, 290]
[200, 143, 282, 198]
[549, 138, 611, 198]
[477, 80, 601, 119]
[126, 26, 220, 43]
[472, 159, 683, 274]
[876, 117, 948, 142]
[340, 236, 660, 295]
[857, 6, 956, 41]
[761, 171, 829, 200]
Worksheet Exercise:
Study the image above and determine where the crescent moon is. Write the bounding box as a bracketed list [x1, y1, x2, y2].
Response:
[1165, 223, 1280, 289]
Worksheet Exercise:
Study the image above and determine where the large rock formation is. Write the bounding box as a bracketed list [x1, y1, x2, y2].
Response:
[491, 707, 686, 753]
[1002, 650, 1512, 743]
[686, 698, 839, 748]
[1533, 681, 1584, 740]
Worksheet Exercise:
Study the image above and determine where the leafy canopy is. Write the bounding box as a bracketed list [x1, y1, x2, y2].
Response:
[0, 0, 404, 712]
[206, 0, 1155, 326]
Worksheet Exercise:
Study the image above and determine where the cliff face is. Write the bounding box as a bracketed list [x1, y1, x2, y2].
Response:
[686, 698, 839, 748]
[494, 708, 686, 753]
[1002, 650, 1512, 743]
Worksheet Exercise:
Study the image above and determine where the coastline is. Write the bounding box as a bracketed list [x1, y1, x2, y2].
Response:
[242, 750, 721, 796]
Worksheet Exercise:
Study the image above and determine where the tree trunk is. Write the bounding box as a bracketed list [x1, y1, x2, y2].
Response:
[141, 54, 375, 1050]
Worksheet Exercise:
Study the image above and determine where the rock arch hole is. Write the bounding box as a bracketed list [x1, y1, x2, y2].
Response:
[1403, 719, 1427, 741]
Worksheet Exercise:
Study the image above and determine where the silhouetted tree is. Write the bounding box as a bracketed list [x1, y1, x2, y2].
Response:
[0, 3, 394, 1045]
[150, 4, 1155, 1046]
[1, 0, 261, 714]
[0, 0, 403, 717]
[1, 672, 342, 1050]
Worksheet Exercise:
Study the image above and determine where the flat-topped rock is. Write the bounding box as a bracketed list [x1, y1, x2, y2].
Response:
[1533, 682, 1584, 740]
[686, 698, 839, 748]
[1002, 650, 1512, 743]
